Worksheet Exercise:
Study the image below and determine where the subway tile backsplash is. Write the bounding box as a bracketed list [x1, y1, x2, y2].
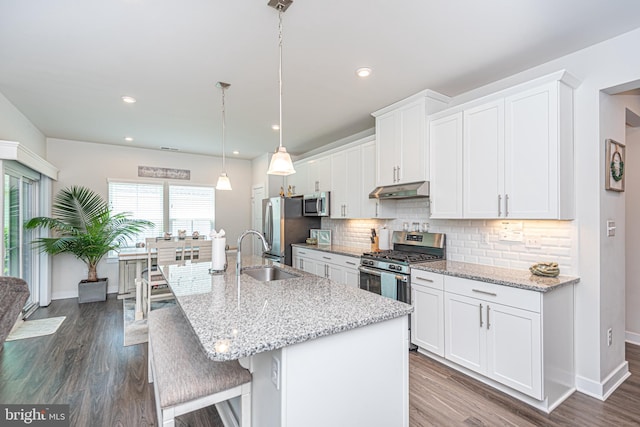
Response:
[322, 200, 577, 275]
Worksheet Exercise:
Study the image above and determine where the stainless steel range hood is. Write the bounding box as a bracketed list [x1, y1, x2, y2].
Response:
[369, 181, 430, 200]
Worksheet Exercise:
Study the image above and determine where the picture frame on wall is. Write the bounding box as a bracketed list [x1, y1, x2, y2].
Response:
[605, 138, 625, 192]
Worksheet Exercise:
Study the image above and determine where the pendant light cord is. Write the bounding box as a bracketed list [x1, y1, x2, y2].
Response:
[278, 6, 284, 150]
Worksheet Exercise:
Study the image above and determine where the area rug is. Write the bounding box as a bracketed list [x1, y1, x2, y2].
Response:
[6, 316, 66, 341]
[123, 298, 175, 346]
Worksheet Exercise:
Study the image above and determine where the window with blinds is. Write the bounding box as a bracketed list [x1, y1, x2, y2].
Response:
[108, 181, 216, 249]
[108, 181, 164, 247]
[169, 185, 215, 237]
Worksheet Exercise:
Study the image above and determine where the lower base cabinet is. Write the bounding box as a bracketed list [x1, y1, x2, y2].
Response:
[292, 247, 360, 288]
[444, 289, 541, 399]
[411, 270, 445, 357]
[411, 270, 574, 412]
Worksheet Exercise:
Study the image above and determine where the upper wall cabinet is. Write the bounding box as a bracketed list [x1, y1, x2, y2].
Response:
[428, 112, 463, 219]
[307, 156, 331, 193]
[373, 91, 450, 187]
[331, 145, 362, 218]
[428, 71, 578, 220]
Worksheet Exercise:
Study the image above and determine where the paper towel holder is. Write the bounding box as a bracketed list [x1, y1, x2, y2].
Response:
[209, 253, 228, 275]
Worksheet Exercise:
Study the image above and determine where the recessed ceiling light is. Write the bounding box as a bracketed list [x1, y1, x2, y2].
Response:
[232, 150, 239, 155]
[272, 124, 280, 131]
[124, 137, 133, 142]
[121, 96, 137, 104]
[356, 67, 372, 78]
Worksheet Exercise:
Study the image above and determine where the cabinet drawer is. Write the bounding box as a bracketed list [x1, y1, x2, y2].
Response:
[411, 270, 444, 290]
[445, 276, 540, 313]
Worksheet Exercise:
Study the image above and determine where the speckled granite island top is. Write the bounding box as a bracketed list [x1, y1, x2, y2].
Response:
[164, 255, 412, 361]
[291, 243, 365, 258]
[411, 260, 579, 292]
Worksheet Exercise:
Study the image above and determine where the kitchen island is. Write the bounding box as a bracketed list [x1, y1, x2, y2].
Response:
[163, 255, 412, 427]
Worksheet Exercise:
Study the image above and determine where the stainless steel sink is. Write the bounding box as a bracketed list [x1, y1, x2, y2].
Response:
[242, 266, 300, 282]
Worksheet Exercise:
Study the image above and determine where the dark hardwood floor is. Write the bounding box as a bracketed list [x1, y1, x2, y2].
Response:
[2, 295, 639, 426]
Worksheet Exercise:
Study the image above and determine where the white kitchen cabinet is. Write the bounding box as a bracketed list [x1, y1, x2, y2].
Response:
[428, 112, 463, 219]
[374, 99, 426, 186]
[411, 270, 445, 357]
[287, 160, 309, 196]
[463, 99, 505, 218]
[444, 276, 542, 399]
[331, 146, 362, 218]
[361, 140, 397, 219]
[292, 246, 359, 288]
[307, 156, 331, 193]
[463, 82, 572, 219]
[503, 81, 573, 218]
[428, 72, 576, 219]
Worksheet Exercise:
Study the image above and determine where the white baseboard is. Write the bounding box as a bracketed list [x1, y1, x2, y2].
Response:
[626, 331, 640, 346]
[575, 361, 630, 400]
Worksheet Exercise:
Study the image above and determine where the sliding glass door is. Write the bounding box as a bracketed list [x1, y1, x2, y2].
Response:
[3, 163, 39, 314]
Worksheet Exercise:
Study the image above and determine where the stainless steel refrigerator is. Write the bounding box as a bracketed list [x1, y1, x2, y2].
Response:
[262, 197, 321, 265]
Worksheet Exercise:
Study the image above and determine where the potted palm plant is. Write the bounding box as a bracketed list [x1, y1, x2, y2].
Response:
[25, 185, 153, 303]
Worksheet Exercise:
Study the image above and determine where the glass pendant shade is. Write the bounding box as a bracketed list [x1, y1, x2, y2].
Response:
[216, 172, 232, 191]
[267, 146, 296, 175]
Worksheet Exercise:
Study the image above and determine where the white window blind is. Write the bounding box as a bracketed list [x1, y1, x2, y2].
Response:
[169, 185, 215, 237]
[109, 181, 163, 246]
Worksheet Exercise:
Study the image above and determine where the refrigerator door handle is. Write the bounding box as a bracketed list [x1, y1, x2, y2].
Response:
[264, 201, 273, 247]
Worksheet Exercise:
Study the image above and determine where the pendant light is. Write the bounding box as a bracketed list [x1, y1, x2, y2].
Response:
[267, 0, 296, 176]
[216, 81, 232, 190]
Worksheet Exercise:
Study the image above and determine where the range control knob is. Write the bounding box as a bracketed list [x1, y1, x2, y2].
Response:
[389, 264, 396, 271]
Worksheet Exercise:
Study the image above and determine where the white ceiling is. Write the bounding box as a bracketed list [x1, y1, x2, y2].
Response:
[2, 1, 640, 160]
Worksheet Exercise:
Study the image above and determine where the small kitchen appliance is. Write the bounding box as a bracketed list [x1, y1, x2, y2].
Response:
[302, 192, 330, 216]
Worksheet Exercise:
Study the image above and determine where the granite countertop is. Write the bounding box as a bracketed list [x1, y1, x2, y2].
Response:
[411, 260, 579, 292]
[165, 255, 412, 361]
[291, 243, 366, 258]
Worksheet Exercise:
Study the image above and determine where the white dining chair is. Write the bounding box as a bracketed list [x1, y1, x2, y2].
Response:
[143, 238, 187, 315]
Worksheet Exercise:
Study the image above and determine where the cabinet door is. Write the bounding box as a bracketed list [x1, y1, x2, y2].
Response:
[344, 146, 362, 218]
[504, 82, 558, 219]
[444, 292, 485, 374]
[289, 161, 309, 195]
[343, 268, 359, 289]
[411, 285, 444, 356]
[376, 112, 398, 186]
[486, 302, 542, 399]
[330, 151, 347, 218]
[463, 100, 504, 218]
[429, 112, 463, 218]
[298, 256, 317, 274]
[361, 141, 396, 218]
[398, 101, 426, 184]
[308, 156, 331, 193]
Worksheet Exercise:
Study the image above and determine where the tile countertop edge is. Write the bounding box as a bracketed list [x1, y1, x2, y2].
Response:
[411, 260, 580, 292]
[291, 243, 366, 258]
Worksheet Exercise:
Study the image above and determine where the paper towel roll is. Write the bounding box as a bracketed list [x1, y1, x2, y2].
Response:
[212, 238, 227, 270]
[378, 228, 391, 250]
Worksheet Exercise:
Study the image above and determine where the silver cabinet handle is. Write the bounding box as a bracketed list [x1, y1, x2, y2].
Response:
[479, 303, 483, 328]
[325, 264, 329, 278]
[397, 166, 400, 182]
[472, 289, 497, 297]
[487, 305, 491, 330]
[375, 202, 379, 217]
[346, 261, 356, 266]
[299, 259, 304, 269]
[498, 194, 502, 217]
[299, 251, 306, 255]
[505, 194, 509, 217]
[322, 256, 332, 260]
[415, 277, 434, 283]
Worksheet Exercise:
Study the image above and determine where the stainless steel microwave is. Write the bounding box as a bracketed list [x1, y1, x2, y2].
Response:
[302, 192, 330, 216]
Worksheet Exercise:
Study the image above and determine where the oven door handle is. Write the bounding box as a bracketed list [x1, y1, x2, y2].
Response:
[358, 266, 408, 282]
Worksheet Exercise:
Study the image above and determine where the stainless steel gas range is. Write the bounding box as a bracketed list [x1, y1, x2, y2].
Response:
[359, 231, 446, 304]
[359, 231, 445, 349]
